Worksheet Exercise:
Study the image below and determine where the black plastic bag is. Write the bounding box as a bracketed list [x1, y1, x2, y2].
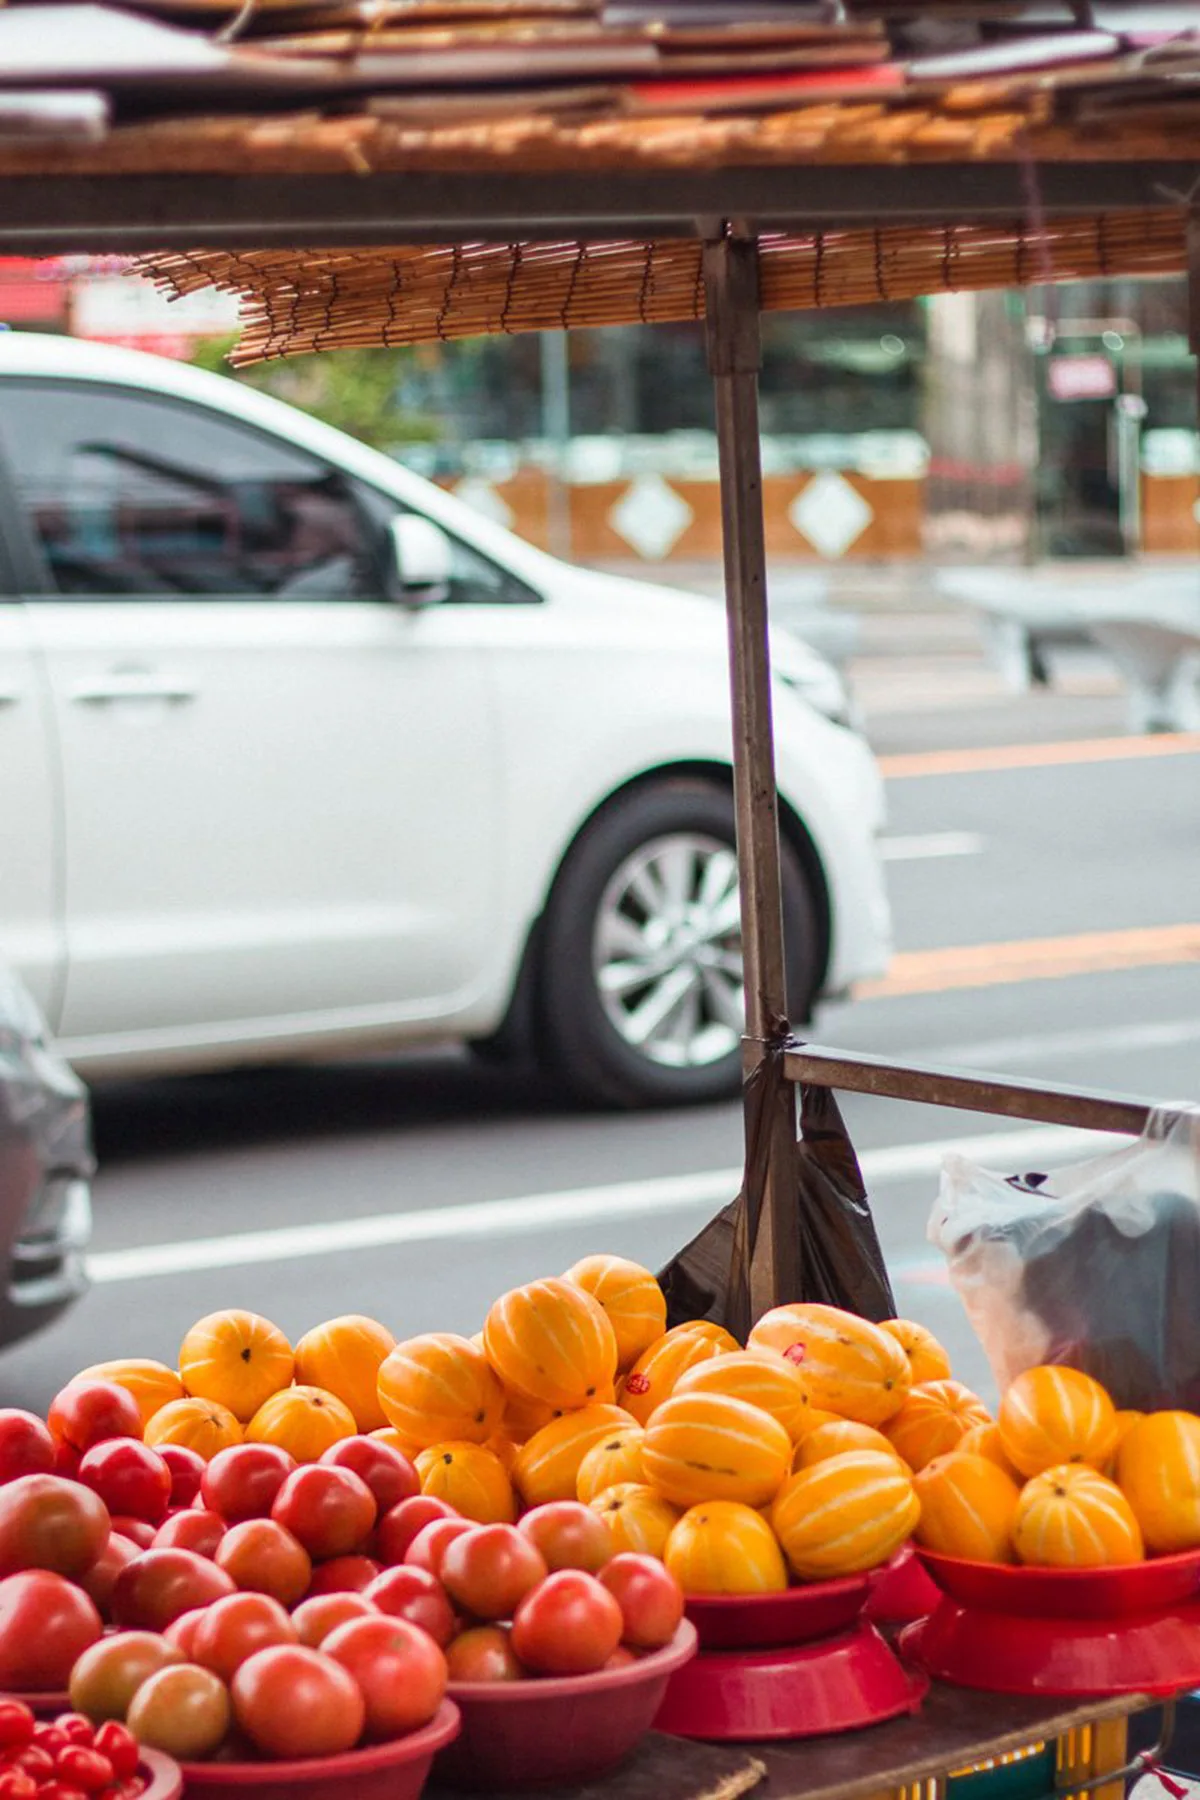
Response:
[658, 1066, 895, 1341]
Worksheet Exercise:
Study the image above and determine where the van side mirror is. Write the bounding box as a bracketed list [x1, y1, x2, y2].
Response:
[388, 515, 452, 607]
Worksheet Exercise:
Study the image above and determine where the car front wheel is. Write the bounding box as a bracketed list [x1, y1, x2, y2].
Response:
[538, 780, 823, 1108]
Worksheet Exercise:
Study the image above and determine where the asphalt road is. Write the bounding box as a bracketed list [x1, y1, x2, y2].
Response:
[6, 640, 1200, 1413]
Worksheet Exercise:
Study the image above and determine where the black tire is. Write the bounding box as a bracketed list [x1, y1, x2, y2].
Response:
[537, 779, 823, 1109]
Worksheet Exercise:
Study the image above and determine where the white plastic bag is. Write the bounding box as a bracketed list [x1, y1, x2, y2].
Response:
[928, 1106, 1200, 1410]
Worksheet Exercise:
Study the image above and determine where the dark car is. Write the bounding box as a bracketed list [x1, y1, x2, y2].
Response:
[0, 957, 92, 1345]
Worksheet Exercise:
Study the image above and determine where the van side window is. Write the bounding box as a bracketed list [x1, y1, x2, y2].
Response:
[0, 380, 381, 600]
[353, 482, 540, 607]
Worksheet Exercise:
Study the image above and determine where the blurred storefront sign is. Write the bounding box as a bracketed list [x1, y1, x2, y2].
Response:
[1046, 353, 1117, 402]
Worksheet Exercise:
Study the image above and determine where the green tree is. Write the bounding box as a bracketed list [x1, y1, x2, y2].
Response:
[189, 339, 438, 453]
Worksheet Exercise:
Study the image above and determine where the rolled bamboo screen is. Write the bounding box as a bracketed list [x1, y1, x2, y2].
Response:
[141, 208, 1186, 362]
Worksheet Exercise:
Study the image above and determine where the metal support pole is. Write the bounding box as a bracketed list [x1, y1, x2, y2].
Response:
[703, 231, 798, 1320]
[539, 329, 573, 560]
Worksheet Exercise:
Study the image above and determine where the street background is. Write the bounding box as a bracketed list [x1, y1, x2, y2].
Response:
[7, 600, 1198, 1411]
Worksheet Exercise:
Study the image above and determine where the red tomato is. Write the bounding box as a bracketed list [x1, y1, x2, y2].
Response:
[51, 1444, 80, 1481]
[157, 1447, 205, 1511]
[510, 1570, 623, 1675]
[78, 1443, 171, 1528]
[404, 1518, 474, 1578]
[517, 1503, 612, 1575]
[439, 1526, 546, 1623]
[375, 1496, 455, 1567]
[0, 1414, 55, 1487]
[604, 1645, 639, 1670]
[201, 1445, 296, 1524]
[92, 1723, 138, 1782]
[0, 1572, 102, 1688]
[191, 1591, 297, 1684]
[78, 1534, 141, 1617]
[0, 1771, 36, 1800]
[323, 1616, 446, 1741]
[363, 1566, 456, 1647]
[216, 1520, 311, 1609]
[305, 1556, 380, 1596]
[12, 1747, 53, 1780]
[231, 1646, 364, 1759]
[56, 1748, 112, 1794]
[292, 1592, 376, 1649]
[0, 1701, 34, 1748]
[69, 1630, 183, 1722]
[162, 1608, 206, 1658]
[55, 1712, 98, 1745]
[108, 1518, 155, 1551]
[126, 1664, 231, 1762]
[112, 1547, 237, 1631]
[0, 1475, 110, 1580]
[445, 1626, 523, 1683]
[321, 1439, 419, 1516]
[32, 1725, 69, 1756]
[598, 1553, 683, 1650]
[46, 1383, 141, 1456]
[271, 1466, 376, 1561]
[153, 1511, 226, 1559]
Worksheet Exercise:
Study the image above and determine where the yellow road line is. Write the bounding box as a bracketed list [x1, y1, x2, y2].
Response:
[879, 732, 1200, 781]
[858, 922, 1200, 999]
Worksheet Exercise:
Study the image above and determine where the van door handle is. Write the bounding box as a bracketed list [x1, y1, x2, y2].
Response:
[0, 690, 18, 706]
[70, 672, 197, 706]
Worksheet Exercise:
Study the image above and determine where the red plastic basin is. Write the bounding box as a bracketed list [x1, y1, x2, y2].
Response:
[903, 1599, 1200, 1697]
[436, 1622, 697, 1790]
[0, 1691, 70, 1716]
[865, 1548, 941, 1628]
[685, 1576, 871, 1651]
[180, 1699, 460, 1800]
[140, 1749, 183, 1800]
[917, 1547, 1200, 1620]
[654, 1621, 927, 1741]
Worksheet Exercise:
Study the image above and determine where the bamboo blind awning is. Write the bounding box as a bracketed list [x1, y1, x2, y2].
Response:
[141, 209, 1187, 361]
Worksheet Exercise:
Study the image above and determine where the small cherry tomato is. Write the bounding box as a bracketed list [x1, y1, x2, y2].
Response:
[92, 1724, 138, 1783]
[54, 1750, 113, 1795]
[33, 1728, 69, 1759]
[0, 1770, 36, 1800]
[51, 1718, 94, 1748]
[0, 1706, 32, 1751]
[39, 1782, 88, 1800]
[12, 1748, 53, 1781]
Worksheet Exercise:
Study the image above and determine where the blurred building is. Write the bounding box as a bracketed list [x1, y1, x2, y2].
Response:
[4, 258, 1194, 568]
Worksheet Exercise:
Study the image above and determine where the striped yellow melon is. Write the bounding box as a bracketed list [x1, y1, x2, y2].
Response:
[771, 1450, 919, 1578]
[1013, 1464, 1143, 1567]
[619, 1326, 732, 1427]
[77, 1360, 185, 1430]
[294, 1315, 396, 1433]
[562, 1256, 667, 1371]
[665, 1322, 740, 1353]
[664, 1501, 788, 1596]
[998, 1367, 1118, 1479]
[246, 1386, 357, 1461]
[144, 1397, 242, 1461]
[641, 1392, 791, 1508]
[879, 1320, 952, 1386]
[179, 1310, 294, 1424]
[748, 1304, 911, 1426]
[576, 1426, 645, 1502]
[500, 1387, 560, 1444]
[958, 1421, 1022, 1481]
[794, 1420, 909, 1473]
[484, 1278, 618, 1410]
[486, 1434, 519, 1477]
[913, 1453, 1022, 1563]
[673, 1350, 811, 1440]
[791, 1407, 844, 1440]
[883, 1380, 991, 1472]
[513, 1404, 634, 1508]
[590, 1483, 681, 1558]
[377, 1332, 504, 1450]
[416, 1441, 516, 1524]
[1117, 1411, 1200, 1553]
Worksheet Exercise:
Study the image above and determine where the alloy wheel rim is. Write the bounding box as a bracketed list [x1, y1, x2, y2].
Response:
[592, 832, 744, 1069]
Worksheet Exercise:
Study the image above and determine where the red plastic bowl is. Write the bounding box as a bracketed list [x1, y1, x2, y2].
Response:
[436, 1622, 697, 1790]
[917, 1547, 1200, 1620]
[0, 1691, 70, 1716]
[654, 1621, 928, 1741]
[865, 1548, 941, 1628]
[179, 1700, 460, 1800]
[685, 1576, 871, 1650]
[903, 1599, 1200, 1697]
[139, 1749, 183, 1800]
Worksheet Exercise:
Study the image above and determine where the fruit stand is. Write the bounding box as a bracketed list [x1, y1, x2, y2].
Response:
[2, 3, 1200, 1797]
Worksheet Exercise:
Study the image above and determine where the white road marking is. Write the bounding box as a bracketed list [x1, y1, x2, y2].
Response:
[878, 831, 985, 862]
[87, 1121, 1119, 1286]
[922, 1015, 1200, 1070]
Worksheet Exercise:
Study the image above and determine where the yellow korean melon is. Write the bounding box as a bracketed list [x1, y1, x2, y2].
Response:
[664, 1501, 788, 1596]
[513, 1404, 634, 1508]
[590, 1483, 681, 1558]
[377, 1332, 504, 1450]
[673, 1350, 810, 1440]
[562, 1257, 667, 1371]
[1013, 1464, 1143, 1568]
[641, 1392, 791, 1509]
[883, 1380, 991, 1472]
[770, 1449, 919, 1578]
[998, 1366, 1118, 1479]
[576, 1426, 645, 1502]
[913, 1452, 1022, 1563]
[484, 1278, 618, 1410]
[879, 1320, 952, 1386]
[748, 1304, 911, 1426]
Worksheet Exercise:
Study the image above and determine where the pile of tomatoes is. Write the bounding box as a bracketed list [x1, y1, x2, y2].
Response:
[0, 1702, 142, 1800]
[0, 1378, 683, 1769]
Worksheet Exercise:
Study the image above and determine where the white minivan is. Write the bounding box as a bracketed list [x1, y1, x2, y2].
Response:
[0, 333, 891, 1108]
